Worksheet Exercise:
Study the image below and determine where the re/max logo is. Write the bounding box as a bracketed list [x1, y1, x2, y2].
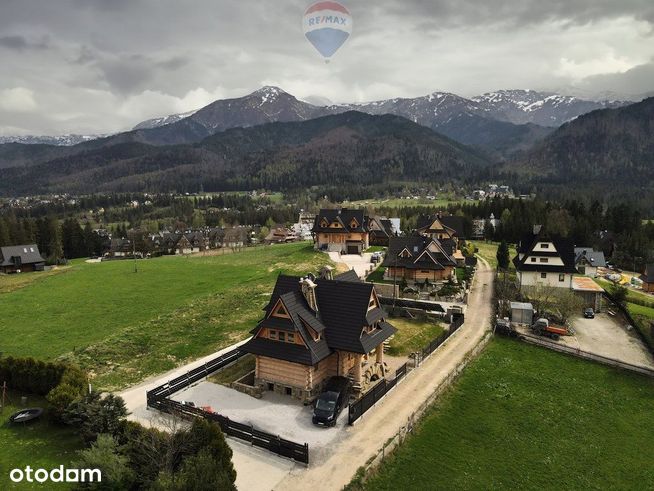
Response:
[307, 16, 347, 26]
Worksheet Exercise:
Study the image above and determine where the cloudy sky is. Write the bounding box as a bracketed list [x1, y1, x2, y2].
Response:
[1, 0, 653, 135]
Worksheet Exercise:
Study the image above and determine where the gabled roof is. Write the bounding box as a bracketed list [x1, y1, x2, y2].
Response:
[416, 214, 458, 238]
[333, 270, 360, 282]
[0, 244, 45, 267]
[312, 208, 368, 233]
[381, 236, 456, 270]
[243, 273, 396, 364]
[439, 215, 466, 239]
[574, 247, 606, 268]
[513, 232, 577, 274]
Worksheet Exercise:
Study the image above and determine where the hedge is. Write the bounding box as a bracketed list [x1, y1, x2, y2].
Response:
[0, 356, 87, 418]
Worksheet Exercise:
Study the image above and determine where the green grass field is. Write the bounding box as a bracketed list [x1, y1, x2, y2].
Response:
[0, 243, 331, 390]
[469, 240, 517, 270]
[386, 318, 445, 356]
[0, 393, 82, 490]
[341, 197, 463, 209]
[363, 338, 654, 490]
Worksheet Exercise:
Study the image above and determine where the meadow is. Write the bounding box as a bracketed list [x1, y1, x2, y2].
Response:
[0, 243, 331, 390]
[362, 337, 654, 490]
[0, 393, 82, 490]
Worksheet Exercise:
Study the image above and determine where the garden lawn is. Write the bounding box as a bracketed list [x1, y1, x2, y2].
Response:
[469, 240, 517, 270]
[366, 266, 387, 283]
[0, 243, 331, 390]
[386, 318, 445, 356]
[363, 337, 654, 490]
[0, 393, 82, 490]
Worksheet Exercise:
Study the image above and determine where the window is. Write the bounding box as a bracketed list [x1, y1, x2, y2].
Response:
[540, 243, 549, 248]
[541, 272, 547, 279]
[278, 331, 286, 342]
[559, 274, 565, 282]
[285, 387, 292, 396]
[269, 330, 278, 340]
[530, 257, 536, 262]
[287, 333, 295, 343]
[540, 258, 548, 263]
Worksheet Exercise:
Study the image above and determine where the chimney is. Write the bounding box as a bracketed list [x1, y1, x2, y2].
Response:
[320, 265, 334, 281]
[300, 276, 318, 312]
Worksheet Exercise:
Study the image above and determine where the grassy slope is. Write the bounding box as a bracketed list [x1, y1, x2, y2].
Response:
[0, 267, 71, 294]
[469, 240, 518, 270]
[0, 243, 331, 390]
[386, 318, 445, 356]
[0, 394, 82, 490]
[364, 338, 654, 490]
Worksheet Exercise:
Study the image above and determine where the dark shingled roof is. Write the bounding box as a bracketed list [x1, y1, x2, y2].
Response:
[440, 215, 466, 239]
[513, 232, 578, 274]
[381, 236, 456, 271]
[312, 208, 368, 233]
[333, 270, 360, 282]
[641, 264, 654, 284]
[242, 273, 396, 365]
[0, 244, 45, 267]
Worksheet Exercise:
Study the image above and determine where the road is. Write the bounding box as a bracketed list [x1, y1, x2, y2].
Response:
[276, 257, 495, 490]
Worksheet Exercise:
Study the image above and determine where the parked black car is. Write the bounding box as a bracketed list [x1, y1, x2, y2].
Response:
[312, 376, 351, 427]
[583, 308, 595, 319]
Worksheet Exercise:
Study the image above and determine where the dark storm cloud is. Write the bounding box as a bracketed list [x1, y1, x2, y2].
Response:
[0, 0, 652, 135]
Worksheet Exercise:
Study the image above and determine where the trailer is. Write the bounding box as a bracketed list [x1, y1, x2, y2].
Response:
[531, 318, 569, 341]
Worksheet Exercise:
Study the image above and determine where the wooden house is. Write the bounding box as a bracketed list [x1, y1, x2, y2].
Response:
[242, 271, 396, 402]
[381, 236, 457, 284]
[0, 244, 45, 273]
[311, 209, 369, 254]
[641, 264, 654, 293]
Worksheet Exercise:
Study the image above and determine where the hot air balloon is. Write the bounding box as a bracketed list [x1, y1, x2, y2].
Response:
[302, 1, 352, 62]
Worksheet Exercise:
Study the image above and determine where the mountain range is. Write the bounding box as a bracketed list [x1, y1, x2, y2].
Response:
[0, 87, 629, 157]
[0, 87, 651, 198]
[0, 111, 491, 196]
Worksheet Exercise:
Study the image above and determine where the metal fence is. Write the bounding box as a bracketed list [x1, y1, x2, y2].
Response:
[415, 313, 465, 366]
[348, 313, 465, 425]
[146, 347, 310, 465]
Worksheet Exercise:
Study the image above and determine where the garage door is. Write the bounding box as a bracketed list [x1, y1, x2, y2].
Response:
[347, 245, 359, 254]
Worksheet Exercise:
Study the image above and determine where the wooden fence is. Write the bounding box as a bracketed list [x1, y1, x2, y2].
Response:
[146, 347, 310, 465]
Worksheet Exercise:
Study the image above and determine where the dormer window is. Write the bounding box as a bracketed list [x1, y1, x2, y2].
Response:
[399, 248, 412, 258]
[320, 218, 329, 228]
[349, 218, 359, 228]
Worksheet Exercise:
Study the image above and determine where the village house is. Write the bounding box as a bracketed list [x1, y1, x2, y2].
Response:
[367, 216, 400, 246]
[0, 244, 45, 274]
[311, 208, 370, 254]
[640, 264, 654, 293]
[574, 247, 606, 277]
[415, 214, 466, 265]
[264, 227, 297, 244]
[513, 229, 578, 290]
[241, 270, 396, 402]
[381, 235, 457, 284]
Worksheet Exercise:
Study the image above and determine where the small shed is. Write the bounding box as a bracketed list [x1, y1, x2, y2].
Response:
[510, 302, 534, 325]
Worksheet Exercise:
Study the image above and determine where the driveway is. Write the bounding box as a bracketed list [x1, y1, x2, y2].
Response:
[327, 252, 374, 278]
[171, 381, 348, 461]
[564, 314, 654, 368]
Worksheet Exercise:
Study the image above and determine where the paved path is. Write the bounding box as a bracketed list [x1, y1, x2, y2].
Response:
[327, 252, 374, 278]
[276, 257, 495, 490]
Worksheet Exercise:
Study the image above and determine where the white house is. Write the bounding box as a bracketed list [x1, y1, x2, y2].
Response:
[574, 247, 606, 277]
[513, 230, 578, 290]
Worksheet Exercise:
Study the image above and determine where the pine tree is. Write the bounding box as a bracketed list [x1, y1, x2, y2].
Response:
[496, 240, 510, 270]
